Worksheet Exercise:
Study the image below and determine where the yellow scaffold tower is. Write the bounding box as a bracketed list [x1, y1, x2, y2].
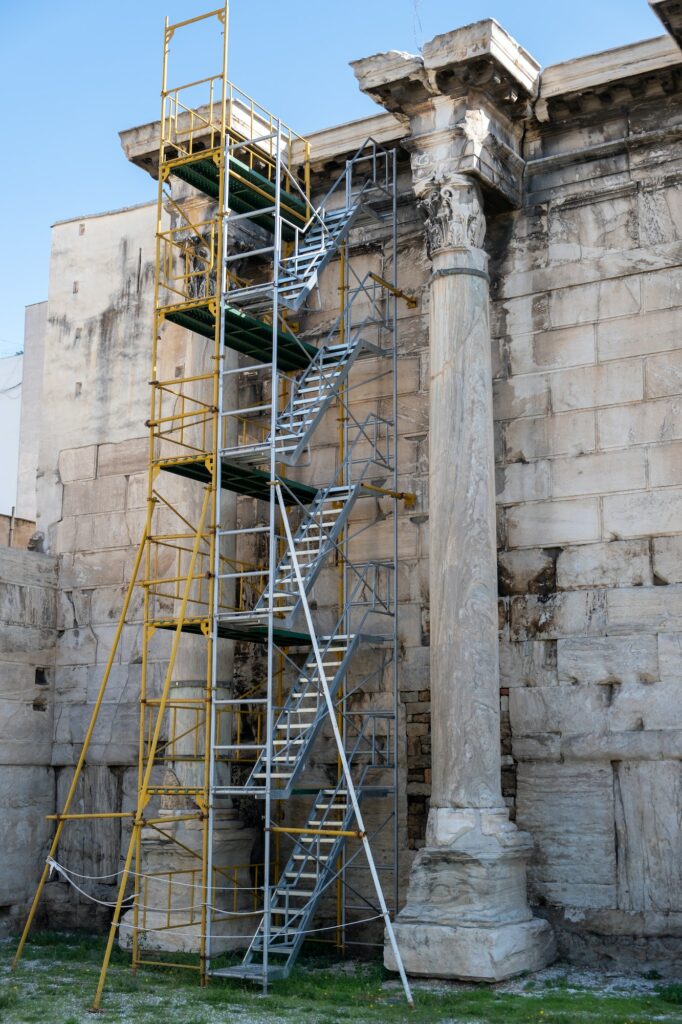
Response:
[13, 3, 414, 1010]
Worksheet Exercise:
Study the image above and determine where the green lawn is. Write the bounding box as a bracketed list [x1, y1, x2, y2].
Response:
[1, 932, 681, 1024]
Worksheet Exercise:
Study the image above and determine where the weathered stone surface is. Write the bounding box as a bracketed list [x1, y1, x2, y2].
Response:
[652, 536, 682, 583]
[599, 398, 682, 449]
[614, 761, 682, 913]
[506, 498, 600, 547]
[97, 436, 148, 476]
[0, 766, 54, 936]
[504, 411, 596, 461]
[556, 540, 652, 589]
[552, 450, 647, 499]
[658, 631, 682, 675]
[607, 584, 682, 634]
[58, 445, 97, 484]
[511, 591, 608, 641]
[648, 441, 682, 488]
[498, 549, 557, 596]
[549, 360, 643, 414]
[557, 635, 658, 685]
[506, 324, 595, 375]
[499, 640, 558, 688]
[496, 461, 551, 505]
[62, 476, 127, 518]
[603, 488, 682, 538]
[516, 763, 617, 909]
[645, 350, 682, 399]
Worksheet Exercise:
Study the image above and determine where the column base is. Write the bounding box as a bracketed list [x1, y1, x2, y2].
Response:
[385, 807, 555, 981]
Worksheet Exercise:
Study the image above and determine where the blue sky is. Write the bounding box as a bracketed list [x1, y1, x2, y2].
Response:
[0, 0, 664, 356]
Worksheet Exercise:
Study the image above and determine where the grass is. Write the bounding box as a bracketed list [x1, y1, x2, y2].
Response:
[0, 931, 680, 1024]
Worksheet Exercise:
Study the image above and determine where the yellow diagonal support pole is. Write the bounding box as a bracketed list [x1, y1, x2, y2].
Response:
[91, 486, 210, 1012]
[12, 501, 153, 971]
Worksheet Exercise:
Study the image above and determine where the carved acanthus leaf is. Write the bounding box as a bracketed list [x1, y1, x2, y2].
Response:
[417, 175, 486, 257]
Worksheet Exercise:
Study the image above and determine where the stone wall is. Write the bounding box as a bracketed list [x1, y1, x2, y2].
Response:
[490, 67, 682, 969]
[0, 546, 58, 936]
[16, 301, 47, 522]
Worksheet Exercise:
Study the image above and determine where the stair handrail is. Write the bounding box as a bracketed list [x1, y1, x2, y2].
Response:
[285, 138, 395, 262]
[251, 564, 394, 775]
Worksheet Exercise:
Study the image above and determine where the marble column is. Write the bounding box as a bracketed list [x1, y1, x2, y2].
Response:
[352, 21, 555, 980]
[381, 172, 554, 980]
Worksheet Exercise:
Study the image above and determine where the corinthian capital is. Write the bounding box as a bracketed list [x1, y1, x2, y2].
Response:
[417, 174, 486, 258]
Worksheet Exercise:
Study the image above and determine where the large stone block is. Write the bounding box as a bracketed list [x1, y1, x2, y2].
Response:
[0, 580, 57, 629]
[60, 549, 128, 587]
[516, 762, 616, 909]
[509, 684, 610, 737]
[498, 549, 557, 596]
[614, 761, 682, 913]
[496, 462, 551, 505]
[550, 359, 643, 414]
[607, 584, 682, 634]
[62, 476, 127, 517]
[603, 487, 682, 538]
[547, 192, 637, 264]
[493, 374, 550, 420]
[557, 634, 658, 685]
[504, 410, 596, 462]
[0, 548, 58, 589]
[645, 350, 682, 400]
[499, 639, 558, 688]
[0, 663, 54, 764]
[556, 539, 652, 589]
[511, 590, 607, 641]
[507, 324, 595, 375]
[637, 184, 682, 248]
[641, 268, 682, 312]
[597, 308, 680, 361]
[648, 441, 682, 488]
[599, 397, 682, 448]
[609, 679, 682, 731]
[58, 445, 97, 484]
[658, 632, 682, 676]
[506, 498, 600, 548]
[0, 765, 53, 933]
[553, 450, 647, 499]
[652, 536, 682, 583]
[97, 436, 148, 476]
[549, 277, 640, 329]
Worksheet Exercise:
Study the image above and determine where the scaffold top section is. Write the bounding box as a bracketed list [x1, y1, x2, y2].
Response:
[160, 5, 310, 204]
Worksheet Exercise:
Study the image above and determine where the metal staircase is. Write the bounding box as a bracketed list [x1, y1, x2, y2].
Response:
[224, 140, 390, 316]
[218, 465, 373, 633]
[222, 302, 384, 466]
[214, 723, 386, 982]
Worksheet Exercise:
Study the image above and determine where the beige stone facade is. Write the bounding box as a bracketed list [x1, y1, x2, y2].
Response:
[1, 2, 681, 976]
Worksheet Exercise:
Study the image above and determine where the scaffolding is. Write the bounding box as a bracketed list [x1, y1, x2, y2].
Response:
[14, 4, 414, 1009]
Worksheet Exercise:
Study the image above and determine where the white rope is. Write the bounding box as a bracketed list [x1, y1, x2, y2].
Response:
[115, 911, 384, 943]
[46, 858, 138, 908]
[45, 859, 262, 892]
